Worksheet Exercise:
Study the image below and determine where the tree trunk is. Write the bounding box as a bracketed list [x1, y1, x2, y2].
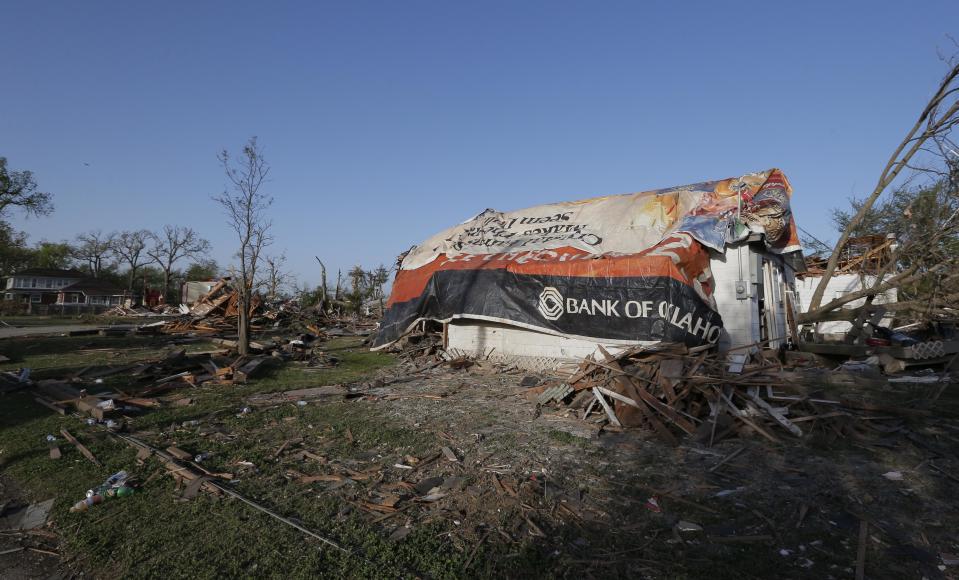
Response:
[237, 287, 249, 356]
[315, 257, 328, 313]
[163, 268, 171, 304]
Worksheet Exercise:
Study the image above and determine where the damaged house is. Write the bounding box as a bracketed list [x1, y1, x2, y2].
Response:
[795, 234, 899, 342]
[374, 169, 806, 369]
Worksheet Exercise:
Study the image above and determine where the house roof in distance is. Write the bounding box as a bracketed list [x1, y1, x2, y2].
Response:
[61, 278, 125, 296]
[9, 268, 85, 278]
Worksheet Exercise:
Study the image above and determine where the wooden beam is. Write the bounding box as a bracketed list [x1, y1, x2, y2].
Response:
[591, 388, 621, 427]
[60, 429, 101, 467]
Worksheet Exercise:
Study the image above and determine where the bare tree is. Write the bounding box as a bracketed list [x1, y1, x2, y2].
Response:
[262, 254, 292, 302]
[113, 229, 152, 292]
[801, 59, 959, 325]
[213, 136, 273, 355]
[0, 157, 53, 220]
[367, 264, 390, 315]
[147, 225, 212, 302]
[314, 256, 328, 312]
[73, 230, 115, 278]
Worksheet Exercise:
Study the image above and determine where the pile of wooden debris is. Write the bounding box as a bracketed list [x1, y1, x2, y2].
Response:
[159, 279, 265, 334]
[30, 345, 277, 420]
[529, 343, 935, 446]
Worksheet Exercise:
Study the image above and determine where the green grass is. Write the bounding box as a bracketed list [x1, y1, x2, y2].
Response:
[0, 334, 480, 579]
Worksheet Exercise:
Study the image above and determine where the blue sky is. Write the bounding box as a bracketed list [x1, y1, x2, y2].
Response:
[2, 1, 957, 287]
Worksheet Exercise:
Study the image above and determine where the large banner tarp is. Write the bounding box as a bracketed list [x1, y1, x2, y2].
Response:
[373, 169, 798, 349]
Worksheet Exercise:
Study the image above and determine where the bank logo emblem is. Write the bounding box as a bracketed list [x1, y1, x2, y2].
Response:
[538, 287, 564, 320]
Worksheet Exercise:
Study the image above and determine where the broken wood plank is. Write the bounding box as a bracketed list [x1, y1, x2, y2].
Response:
[708, 447, 745, 473]
[60, 429, 101, 466]
[597, 345, 696, 435]
[441, 446, 458, 462]
[595, 386, 642, 409]
[735, 415, 781, 444]
[234, 356, 268, 383]
[165, 446, 193, 461]
[297, 474, 343, 484]
[33, 397, 66, 415]
[628, 382, 697, 435]
[591, 388, 621, 427]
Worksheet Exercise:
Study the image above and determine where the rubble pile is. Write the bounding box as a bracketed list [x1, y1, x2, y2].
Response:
[101, 305, 176, 317]
[29, 344, 281, 422]
[159, 280, 264, 334]
[527, 343, 936, 446]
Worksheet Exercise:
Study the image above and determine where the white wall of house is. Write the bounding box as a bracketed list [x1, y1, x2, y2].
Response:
[794, 274, 897, 337]
[447, 321, 639, 370]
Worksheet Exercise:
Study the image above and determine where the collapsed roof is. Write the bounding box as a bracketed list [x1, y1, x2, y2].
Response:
[374, 169, 802, 349]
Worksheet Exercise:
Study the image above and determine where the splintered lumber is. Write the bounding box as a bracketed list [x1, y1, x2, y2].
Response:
[75, 396, 114, 421]
[598, 345, 696, 435]
[298, 474, 344, 484]
[591, 388, 621, 427]
[595, 386, 641, 409]
[155, 371, 192, 385]
[60, 429, 101, 467]
[441, 446, 458, 462]
[565, 359, 593, 385]
[550, 338, 927, 444]
[83, 363, 141, 380]
[735, 414, 781, 444]
[165, 446, 193, 461]
[118, 397, 161, 409]
[209, 338, 274, 352]
[747, 390, 802, 436]
[708, 446, 745, 473]
[34, 397, 66, 415]
[233, 357, 268, 383]
[247, 385, 348, 405]
[628, 382, 696, 435]
[34, 380, 81, 402]
[630, 388, 679, 446]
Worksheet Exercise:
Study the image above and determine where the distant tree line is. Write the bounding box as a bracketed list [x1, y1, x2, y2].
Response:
[0, 156, 220, 303]
[296, 262, 390, 317]
[2, 148, 388, 323]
